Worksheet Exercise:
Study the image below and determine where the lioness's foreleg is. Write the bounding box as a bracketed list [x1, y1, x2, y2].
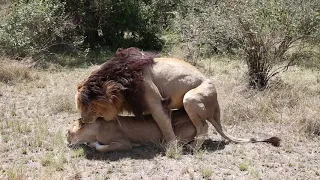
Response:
[89, 141, 132, 152]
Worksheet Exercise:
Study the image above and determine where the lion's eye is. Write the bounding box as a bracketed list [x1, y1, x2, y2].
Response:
[91, 109, 97, 114]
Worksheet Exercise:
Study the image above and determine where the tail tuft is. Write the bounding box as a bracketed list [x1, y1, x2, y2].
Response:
[264, 136, 281, 147]
[250, 138, 257, 143]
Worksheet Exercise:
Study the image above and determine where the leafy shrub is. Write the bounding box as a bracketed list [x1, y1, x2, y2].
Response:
[171, 0, 320, 88]
[171, 0, 240, 61]
[231, 0, 320, 88]
[0, 0, 170, 62]
[0, 0, 83, 59]
[62, 0, 164, 51]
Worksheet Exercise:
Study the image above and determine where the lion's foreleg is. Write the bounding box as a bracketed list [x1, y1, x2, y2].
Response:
[143, 77, 176, 143]
[146, 100, 176, 142]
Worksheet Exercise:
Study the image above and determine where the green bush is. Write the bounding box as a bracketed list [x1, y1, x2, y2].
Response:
[171, 0, 320, 88]
[62, 0, 164, 51]
[0, 0, 169, 61]
[1, 0, 319, 75]
[169, 0, 241, 62]
[0, 0, 83, 58]
[229, 0, 320, 88]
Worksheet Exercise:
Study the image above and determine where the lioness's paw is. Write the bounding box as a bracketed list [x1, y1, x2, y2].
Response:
[89, 141, 100, 148]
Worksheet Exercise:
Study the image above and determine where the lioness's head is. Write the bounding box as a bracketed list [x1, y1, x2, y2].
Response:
[67, 119, 86, 145]
[75, 80, 126, 123]
[67, 118, 98, 146]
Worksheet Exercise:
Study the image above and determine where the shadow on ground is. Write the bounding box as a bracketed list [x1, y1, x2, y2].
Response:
[82, 139, 226, 161]
[202, 139, 226, 151]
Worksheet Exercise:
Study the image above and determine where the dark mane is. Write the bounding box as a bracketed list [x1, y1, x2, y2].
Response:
[80, 47, 157, 117]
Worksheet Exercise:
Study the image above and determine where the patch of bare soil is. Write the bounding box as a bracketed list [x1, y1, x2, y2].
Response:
[0, 59, 319, 179]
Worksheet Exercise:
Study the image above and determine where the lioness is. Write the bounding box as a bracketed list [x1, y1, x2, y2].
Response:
[67, 110, 207, 152]
[67, 109, 280, 152]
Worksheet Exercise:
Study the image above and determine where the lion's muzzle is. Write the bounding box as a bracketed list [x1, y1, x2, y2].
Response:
[80, 114, 97, 123]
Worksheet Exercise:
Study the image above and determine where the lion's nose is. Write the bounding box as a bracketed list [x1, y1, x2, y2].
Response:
[80, 116, 91, 123]
[80, 117, 95, 123]
[80, 117, 87, 123]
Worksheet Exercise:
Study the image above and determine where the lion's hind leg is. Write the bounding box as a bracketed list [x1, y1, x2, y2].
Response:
[183, 94, 209, 150]
[174, 117, 208, 144]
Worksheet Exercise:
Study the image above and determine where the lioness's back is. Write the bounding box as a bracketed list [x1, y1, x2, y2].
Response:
[117, 115, 164, 143]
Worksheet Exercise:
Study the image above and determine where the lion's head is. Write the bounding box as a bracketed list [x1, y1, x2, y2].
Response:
[75, 47, 155, 123]
[75, 80, 127, 123]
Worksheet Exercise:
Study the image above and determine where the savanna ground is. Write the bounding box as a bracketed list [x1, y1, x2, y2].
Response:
[0, 56, 319, 180]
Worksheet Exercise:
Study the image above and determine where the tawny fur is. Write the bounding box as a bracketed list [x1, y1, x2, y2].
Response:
[67, 109, 280, 153]
[67, 110, 204, 152]
[75, 47, 280, 149]
[75, 48, 213, 147]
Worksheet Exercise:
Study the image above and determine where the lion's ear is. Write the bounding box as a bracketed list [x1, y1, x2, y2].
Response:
[116, 47, 124, 53]
[77, 84, 82, 92]
[77, 81, 85, 92]
[103, 81, 126, 101]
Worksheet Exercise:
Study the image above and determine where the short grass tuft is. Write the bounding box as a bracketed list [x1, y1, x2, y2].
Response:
[165, 142, 183, 160]
[239, 162, 249, 171]
[304, 119, 320, 136]
[201, 167, 213, 179]
[71, 148, 85, 158]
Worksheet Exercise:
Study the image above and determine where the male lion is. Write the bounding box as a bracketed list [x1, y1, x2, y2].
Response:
[67, 109, 205, 152]
[67, 109, 280, 152]
[75, 47, 279, 148]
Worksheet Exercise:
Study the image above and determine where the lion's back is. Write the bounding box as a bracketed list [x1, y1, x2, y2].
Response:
[151, 58, 207, 108]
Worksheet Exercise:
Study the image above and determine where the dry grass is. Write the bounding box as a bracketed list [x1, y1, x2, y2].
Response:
[200, 166, 213, 179]
[197, 57, 320, 137]
[165, 141, 183, 160]
[0, 57, 319, 179]
[0, 58, 37, 84]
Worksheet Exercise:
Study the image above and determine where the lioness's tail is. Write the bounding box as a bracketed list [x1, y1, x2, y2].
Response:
[207, 117, 281, 147]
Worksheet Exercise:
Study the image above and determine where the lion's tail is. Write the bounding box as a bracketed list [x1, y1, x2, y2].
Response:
[207, 117, 281, 147]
